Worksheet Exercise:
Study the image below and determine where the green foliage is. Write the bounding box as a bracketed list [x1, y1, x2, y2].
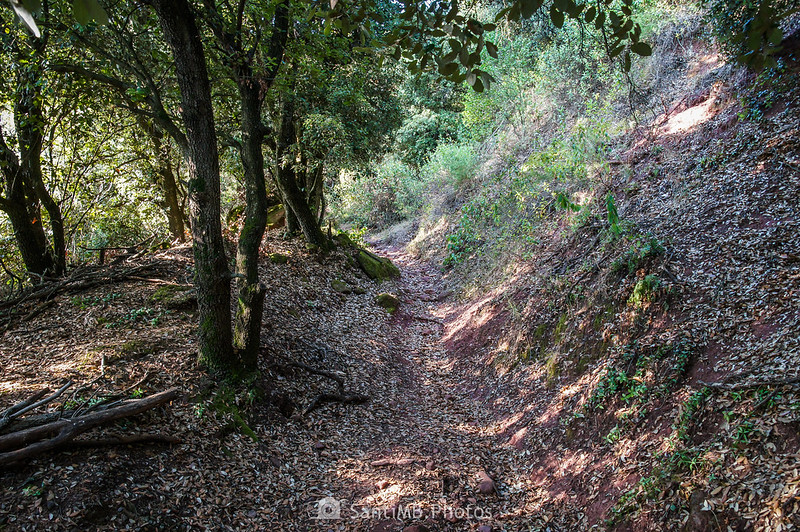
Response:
[611, 235, 665, 274]
[605, 194, 621, 236]
[421, 142, 479, 188]
[739, 58, 791, 121]
[584, 337, 696, 413]
[628, 274, 662, 307]
[394, 110, 463, 168]
[332, 157, 422, 229]
[704, 0, 795, 68]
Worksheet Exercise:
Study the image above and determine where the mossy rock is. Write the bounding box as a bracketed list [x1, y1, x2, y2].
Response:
[266, 204, 286, 229]
[334, 232, 354, 248]
[353, 286, 367, 295]
[375, 293, 400, 313]
[269, 253, 289, 264]
[113, 339, 162, 361]
[149, 285, 196, 310]
[331, 279, 352, 294]
[357, 250, 400, 281]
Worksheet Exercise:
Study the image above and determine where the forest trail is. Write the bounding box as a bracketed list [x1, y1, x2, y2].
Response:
[291, 244, 533, 530]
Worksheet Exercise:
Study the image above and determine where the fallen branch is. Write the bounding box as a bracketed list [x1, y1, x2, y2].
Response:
[697, 376, 800, 390]
[0, 387, 178, 466]
[288, 362, 345, 389]
[67, 433, 181, 448]
[0, 382, 73, 431]
[303, 392, 369, 416]
[281, 360, 369, 416]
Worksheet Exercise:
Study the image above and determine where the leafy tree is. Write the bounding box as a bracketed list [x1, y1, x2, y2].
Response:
[0, 6, 66, 276]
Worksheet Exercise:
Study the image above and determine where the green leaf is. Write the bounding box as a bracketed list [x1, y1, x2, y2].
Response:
[630, 42, 652, 56]
[73, 0, 108, 26]
[486, 41, 498, 59]
[73, 0, 90, 25]
[438, 62, 459, 76]
[595, 11, 605, 29]
[623, 51, 631, 72]
[767, 28, 783, 46]
[21, 0, 42, 13]
[585, 6, 596, 22]
[520, 0, 541, 19]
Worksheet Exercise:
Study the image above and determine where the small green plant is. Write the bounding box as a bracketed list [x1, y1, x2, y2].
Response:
[628, 274, 662, 307]
[605, 194, 621, 236]
[604, 424, 623, 444]
[22, 485, 42, 497]
[734, 420, 755, 444]
[611, 235, 665, 274]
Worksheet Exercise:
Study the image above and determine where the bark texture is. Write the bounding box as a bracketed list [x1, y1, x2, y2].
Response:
[150, 0, 234, 372]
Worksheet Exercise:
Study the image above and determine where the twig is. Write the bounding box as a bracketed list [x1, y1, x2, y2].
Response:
[303, 393, 369, 416]
[67, 433, 181, 448]
[697, 376, 800, 390]
[2, 382, 73, 423]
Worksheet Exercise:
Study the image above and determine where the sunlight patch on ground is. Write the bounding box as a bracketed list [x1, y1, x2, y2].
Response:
[662, 95, 717, 135]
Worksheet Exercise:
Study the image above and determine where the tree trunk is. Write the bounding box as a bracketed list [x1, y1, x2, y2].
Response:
[149, 127, 185, 242]
[274, 99, 328, 249]
[150, 0, 234, 372]
[15, 64, 66, 276]
[232, 80, 269, 367]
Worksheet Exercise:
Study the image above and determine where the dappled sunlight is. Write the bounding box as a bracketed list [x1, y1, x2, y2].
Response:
[661, 92, 719, 135]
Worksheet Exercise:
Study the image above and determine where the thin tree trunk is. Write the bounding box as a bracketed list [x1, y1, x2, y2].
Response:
[149, 128, 185, 242]
[150, 0, 234, 372]
[232, 81, 268, 367]
[275, 99, 328, 249]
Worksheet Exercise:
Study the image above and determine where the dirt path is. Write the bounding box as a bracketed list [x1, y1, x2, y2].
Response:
[296, 245, 540, 531]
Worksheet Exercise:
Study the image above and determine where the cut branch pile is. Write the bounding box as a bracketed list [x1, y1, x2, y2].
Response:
[0, 386, 179, 467]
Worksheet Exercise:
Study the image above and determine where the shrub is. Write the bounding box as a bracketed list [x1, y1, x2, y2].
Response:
[394, 110, 462, 169]
[332, 157, 422, 229]
[421, 142, 479, 188]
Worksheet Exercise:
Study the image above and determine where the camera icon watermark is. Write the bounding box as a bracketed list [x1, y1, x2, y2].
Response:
[313, 497, 341, 520]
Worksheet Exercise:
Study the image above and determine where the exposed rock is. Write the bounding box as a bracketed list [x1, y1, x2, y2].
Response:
[331, 279, 351, 293]
[334, 232, 354, 248]
[403, 525, 429, 532]
[478, 525, 493, 532]
[477, 470, 496, 495]
[149, 285, 196, 310]
[376, 480, 390, 490]
[312, 441, 326, 451]
[265, 204, 285, 229]
[269, 253, 289, 264]
[357, 250, 400, 281]
[375, 293, 400, 314]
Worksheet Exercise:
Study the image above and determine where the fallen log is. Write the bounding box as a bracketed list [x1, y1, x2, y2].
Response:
[0, 387, 179, 467]
[0, 382, 73, 431]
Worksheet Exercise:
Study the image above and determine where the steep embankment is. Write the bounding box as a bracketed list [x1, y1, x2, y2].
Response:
[401, 29, 800, 532]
